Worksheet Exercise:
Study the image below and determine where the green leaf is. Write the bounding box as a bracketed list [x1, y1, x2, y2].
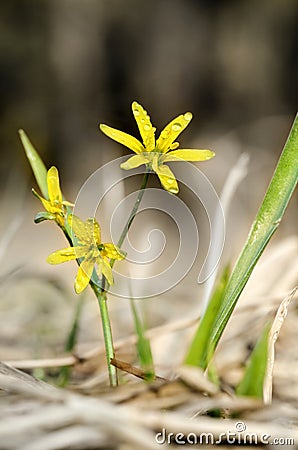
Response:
[186, 113, 298, 370]
[184, 265, 230, 368]
[236, 323, 271, 398]
[130, 299, 155, 381]
[209, 113, 298, 361]
[34, 212, 56, 223]
[58, 297, 84, 387]
[19, 129, 48, 198]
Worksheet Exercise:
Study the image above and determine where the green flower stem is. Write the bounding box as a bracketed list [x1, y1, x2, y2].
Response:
[101, 168, 150, 288]
[97, 168, 150, 384]
[116, 167, 150, 256]
[91, 282, 118, 386]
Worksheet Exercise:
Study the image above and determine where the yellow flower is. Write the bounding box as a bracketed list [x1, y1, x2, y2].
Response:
[47, 215, 125, 294]
[33, 166, 73, 227]
[100, 101, 215, 194]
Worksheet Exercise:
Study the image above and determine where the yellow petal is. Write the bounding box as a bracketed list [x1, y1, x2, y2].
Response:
[169, 141, 180, 150]
[163, 149, 215, 162]
[156, 112, 193, 153]
[153, 163, 179, 194]
[62, 200, 75, 207]
[75, 258, 94, 293]
[100, 124, 144, 154]
[131, 101, 155, 151]
[100, 258, 114, 286]
[73, 246, 89, 259]
[68, 215, 87, 241]
[32, 188, 52, 212]
[101, 243, 125, 260]
[40, 197, 53, 213]
[120, 154, 149, 170]
[47, 247, 79, 264]
[47, 166, 62, 204]
[84, 218, 101, 245]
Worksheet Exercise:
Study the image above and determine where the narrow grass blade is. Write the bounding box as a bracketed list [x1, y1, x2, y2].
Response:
[209, 114, 298, 360]
[185, 265, 230, 368]
[186, 114, 298, 370]
[19, 129, 48, 198]
[130, 299, 155, 381]
[58, 297, 84, 387]
[236, 322, 271, 399]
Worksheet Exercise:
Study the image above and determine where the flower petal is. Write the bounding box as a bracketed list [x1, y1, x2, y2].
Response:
[68, 215, 87, 241]
[101, 243, 125, 260]
[32, 188, 53, 213]
[100, 124, 144, 154]
[62, 200, 75, 207]
[156, 112, 193, 153]
[153, 163, 179, 194]
[163, 149, 215, 162]
[132, 101, 155, 151]
[47, 166, 62, 204]
[85, 218, 101, 245]
[120, 154, 149, 170]
[100, 258, 114, 285]
[75, 258, 95, 293]
[47, 247, 80, 264]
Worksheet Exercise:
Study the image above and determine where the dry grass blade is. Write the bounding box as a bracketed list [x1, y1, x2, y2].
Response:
[176, 365, 219, 395]
[263, 287, 297, 405]
[0, 362, 57, 398]
[0, 365, 163, 450]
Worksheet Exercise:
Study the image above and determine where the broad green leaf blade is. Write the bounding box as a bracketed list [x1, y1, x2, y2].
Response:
[185, 114, 298, 371]
[236, 323, 271, 399]
[190, 114, 298, 371]
[130, 299, 155, 381]
[184, 265, 230, 368]
[19, 129, 48, 198]
[207, 114, 298, 361]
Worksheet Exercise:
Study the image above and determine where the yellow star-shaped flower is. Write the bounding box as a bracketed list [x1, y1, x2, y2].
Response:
[100, 101, 215, 194]
[47, 215, 125, 293]
[33, 166, 73, 227]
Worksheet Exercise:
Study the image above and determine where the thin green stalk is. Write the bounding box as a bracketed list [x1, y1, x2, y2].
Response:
[101, 169, 150, 290]
[116, 168, 150, 256]
[91, 283, 118, 386]
[58, 296, 84, 386]
[98, 168, 150, 383]
[130, 298, 155, 381]
[100, 168, 150, 300]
